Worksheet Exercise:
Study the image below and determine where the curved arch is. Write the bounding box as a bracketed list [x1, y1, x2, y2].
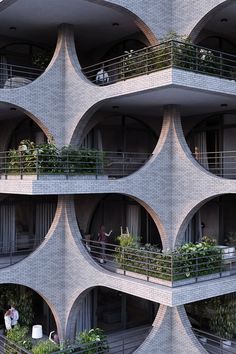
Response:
[175, 192, 232, 247]
[74, 192, 167, 250]
[85, 0, 158, 46]
[190, 0, 235, 42]
[65, 285, 159, 340]
[0, 282, 62, 339]
[0, 102, 53, 146]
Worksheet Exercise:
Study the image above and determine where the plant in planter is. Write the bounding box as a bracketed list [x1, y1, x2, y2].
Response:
[32, 339, 59, 354]
[76, 328, 109, 354]
[7, 325, 32, 350]
[225, 231, 236, 247]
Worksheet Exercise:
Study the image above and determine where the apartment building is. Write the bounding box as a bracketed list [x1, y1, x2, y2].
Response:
[0, 0, 235, 353]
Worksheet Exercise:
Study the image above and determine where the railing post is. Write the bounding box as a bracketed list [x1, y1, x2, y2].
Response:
[20, 151, 23, 180]
[171, 253, 174, 286]
[220, 52, 223, 77]
[95, 152, 98, 179]
[196, 255, 198, 283]
[66, 149, 69, 180]
[122, 152, 125, 177]
[4, 151, 7, 180]
[35, 148, 39, 180]
[145, 47, 149, 74]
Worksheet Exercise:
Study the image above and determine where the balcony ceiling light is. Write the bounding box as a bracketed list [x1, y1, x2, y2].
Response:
[221, 103, 228, 107]
[220, 18, 228, 23]
[10, 107, 16, 111]
[112, 105, 119, 109]
[9, 26, 16, 30]
[112, 22, 119, 27]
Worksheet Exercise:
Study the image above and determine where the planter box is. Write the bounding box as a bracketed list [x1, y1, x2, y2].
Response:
[125, 270, 148, 281]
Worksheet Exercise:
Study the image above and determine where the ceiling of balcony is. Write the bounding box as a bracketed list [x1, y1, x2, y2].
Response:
[0, 0, 140, 49]
[103, 86, 236, 118]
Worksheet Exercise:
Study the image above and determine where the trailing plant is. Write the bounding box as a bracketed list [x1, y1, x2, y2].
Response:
[76, 328, 108, 354]
[225, 231, 236, 247]
[32, 339, 59, 354]
[201, 235, 216, 246]
[6, 325, 32, 350]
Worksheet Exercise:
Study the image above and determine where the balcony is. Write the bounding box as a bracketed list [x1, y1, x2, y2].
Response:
[82, 239, 236, 288]
[82, 40, 236, 85]
[0, 148, 151, 180]
[0, 63, 43, 88]
[192, 150, 236, 179]
[193, 329, 236, 353]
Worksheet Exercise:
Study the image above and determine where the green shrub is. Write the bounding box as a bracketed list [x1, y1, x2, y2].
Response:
[115, 237, 222, 282]
[6, 325, 32, 350]
[32, 340, 59, 354]
[76, 328, 108, 354]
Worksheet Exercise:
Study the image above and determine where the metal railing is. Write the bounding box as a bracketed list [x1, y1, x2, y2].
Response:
[0, 149, 150, 179]
[0, 237, 41, 269]
[193, 328, 236, 353]
[53, 327, 150, 354]
[82, 40, 236, 85]
[0, 334, 31, 354]
[193, 150, 236, 179]
[82, 239, 236, 287]
[0, 63, 43, 88]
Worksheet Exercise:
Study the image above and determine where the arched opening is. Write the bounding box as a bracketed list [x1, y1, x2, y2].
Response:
[74, 3, 151, 68]
[0, 283, 57, 336]
[185, 291, 236, 352]
[0, 102, 48, 152]
[182, 112, 236, 179]
[75, 194, 162, 248]
[74, 107, 161, 178]
[70, 286, 159, 351]
[0, 194, 57, 268]
[193, 1, 236, 55]
[181, 194, 236, 248]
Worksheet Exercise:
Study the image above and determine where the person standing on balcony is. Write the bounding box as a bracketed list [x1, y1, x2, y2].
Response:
[96, 68, 109, 85]
[98, 225, 112, 263]
[4, 310, 12, 331]
[10, 305, 19, 327]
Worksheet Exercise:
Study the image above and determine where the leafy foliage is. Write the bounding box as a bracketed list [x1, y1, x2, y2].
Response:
[0, 285, 34, 327]
[76, 328, 108, 354]
[32, 340, 59, 354]
[6, 141, 104, 175]
[115, 236, 222, 282]
[6, 325, 32, 350]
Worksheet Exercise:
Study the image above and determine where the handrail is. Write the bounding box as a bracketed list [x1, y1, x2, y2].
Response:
[82, 239, 236, 287]
[0, 149, 151, 179]
[0, 334, 32, 354]
[193, 328, 236, 353]
[53, 327, 150, 354]
[82, 40, 236, 85]
[0, 63, 44, 88]
[192, 150, 236, 178]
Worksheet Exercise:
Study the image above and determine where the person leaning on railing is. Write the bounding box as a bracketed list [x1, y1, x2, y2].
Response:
[95, 68, 109, 85]
[98, 225, 112, 263]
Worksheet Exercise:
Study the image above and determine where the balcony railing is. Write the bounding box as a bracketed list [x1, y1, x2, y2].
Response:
[193, 150, 236, 179]
[82, 239, 236, 287]
[0, 149, 150, 179]
[0, 334, 31, 354]
[193, 328, 236, 353]
[0, 237, 40, 268]
[82, 40, 236, 85]
[0, 63, 43, 88]
[53, 327, 150, 354]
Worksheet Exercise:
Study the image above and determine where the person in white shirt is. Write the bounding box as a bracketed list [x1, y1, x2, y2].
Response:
[10, 305, 19, 327]
[96, 68, 109, 84]
[4, 310, 12, 331]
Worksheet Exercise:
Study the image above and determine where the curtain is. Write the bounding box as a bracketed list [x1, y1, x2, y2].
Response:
[0, 204, 15, 253]
[183, 211, 202, 244]
[75, 293, 92, 335]
[194, 132, 209, 169]
[35, 201, 56, 245]
[0, 56, 8, 88]
[126, 204, 140, 242]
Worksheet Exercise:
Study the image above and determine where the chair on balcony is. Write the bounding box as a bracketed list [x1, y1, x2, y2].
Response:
[4, 77, 32, 89]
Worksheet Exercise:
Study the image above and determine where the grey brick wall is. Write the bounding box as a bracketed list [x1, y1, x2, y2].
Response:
[0, 1, 235, 352]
